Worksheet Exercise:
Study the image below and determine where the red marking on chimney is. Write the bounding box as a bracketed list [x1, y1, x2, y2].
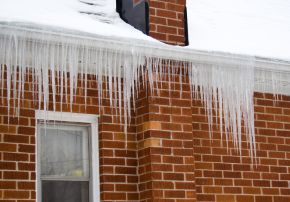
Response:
[133, 0, 145, 7]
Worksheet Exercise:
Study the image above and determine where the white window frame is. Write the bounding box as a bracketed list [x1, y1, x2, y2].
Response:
[36, 110, 99, 202]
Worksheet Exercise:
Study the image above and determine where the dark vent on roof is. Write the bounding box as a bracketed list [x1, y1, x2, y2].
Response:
[184, 6, 189, 46]
[116, 0, 149, 35]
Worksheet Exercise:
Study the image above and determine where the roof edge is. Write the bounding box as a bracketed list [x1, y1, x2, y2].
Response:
[1, 22, 290, 95]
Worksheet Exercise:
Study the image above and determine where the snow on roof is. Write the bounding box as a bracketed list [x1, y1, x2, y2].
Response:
[0, 0, 154, 42]
[0, 0, 290, 61]
[187, 0, 290, 61]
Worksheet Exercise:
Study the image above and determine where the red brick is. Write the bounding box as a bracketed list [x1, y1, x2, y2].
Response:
[243, 172, 260, 179]
[157, 25, 177, 35]
[3, 153, 29, 161]
[18, 163, 35, 171]
[214, 163, 232, 170]
[174, 165, 194, 172]
[152, 181, 174, 189]
[176, 182, 195, 190]
[4, 134, 29, 144]
[17, 127, 35, 135]
[236, 195, 254, 202]
[274, 196, 290, 202]
[149, 1, 166, 9]
[19, 109, 35, 117]
[0, 181, 16, 189]
[224, 171, 242, 178]
[162, 139, 183, 147]
[4, 190, 29, 199]
[222, 156, 241, 163]
[102, 192, 126, 200]
[18, 182, 35, 190]
[152, 164, 173, 172]
[115, 166, 136, 175]
[0, 162, 16, 170]
[203, 186, 222, 193]
[234, 179, 252, 186]
[156, 9, 177, 19]
[163, 173, 184, 181]
[272, 181, 288, 187]
[164, 190, 185, 198]
[115, 184, 137, 192]
[276, 130, 288, 137]
[203, 155, 221, 162]
[204, 171, 222, 178]
[0, 143, 17, 152]
[215, 179, 233, 186]
[255, 196, 273, 202]
[263, 188, 279, 195]
[224, 187, 242, 194]
[3, 117, 29, 126]
[163, 156, 183, 164]
[101, 175, 125, 183]
[197, 194, 215, 201]
[270, 166, 287, 173]
[18, 144, 35, 153]
[280, 174, 290, 180]
[278, 144, 290, 152]
[0, 125, 16, 133]
[262, 173, 279, 180]
[244, 187, 261, 194]
[281, 189, 290, 195]
[3, 171, 29, 180]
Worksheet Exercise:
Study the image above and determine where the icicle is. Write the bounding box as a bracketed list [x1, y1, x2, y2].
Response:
[50, 44, 56, 112]
[187, 58, 256, 160]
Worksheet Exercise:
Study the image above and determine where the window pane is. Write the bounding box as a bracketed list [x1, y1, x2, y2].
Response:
[118, 0, 148, 34]
[42, 180, 89, 202]
[39, 124, 89, 178]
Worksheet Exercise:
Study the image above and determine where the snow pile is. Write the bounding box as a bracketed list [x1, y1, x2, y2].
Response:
[0, 0, 154, 41]
[187, 0, 290, 61]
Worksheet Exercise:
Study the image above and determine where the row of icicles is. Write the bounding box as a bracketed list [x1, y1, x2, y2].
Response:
[0, 31, 256, 161]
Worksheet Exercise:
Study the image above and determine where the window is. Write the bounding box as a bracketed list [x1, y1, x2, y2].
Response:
[116, 0, 149, 34]
[36, 111, 99, 202]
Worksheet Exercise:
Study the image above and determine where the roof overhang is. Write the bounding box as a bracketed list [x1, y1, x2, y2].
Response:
[1, 22, 290, 96]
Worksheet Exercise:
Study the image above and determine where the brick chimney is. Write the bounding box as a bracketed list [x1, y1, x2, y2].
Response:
[148, 0, 188, 46]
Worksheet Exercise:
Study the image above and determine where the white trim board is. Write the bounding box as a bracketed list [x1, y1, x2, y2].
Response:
[36, 111, 98, 124]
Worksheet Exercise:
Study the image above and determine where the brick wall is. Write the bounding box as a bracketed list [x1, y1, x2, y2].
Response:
[0, 72, 139, 201]
[192, 92, 290, 202]
[0, 70, 290, 202]
[136, 68, 196, 201]
[147, 1, 289, 200]
[0, 76, 37, 202]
